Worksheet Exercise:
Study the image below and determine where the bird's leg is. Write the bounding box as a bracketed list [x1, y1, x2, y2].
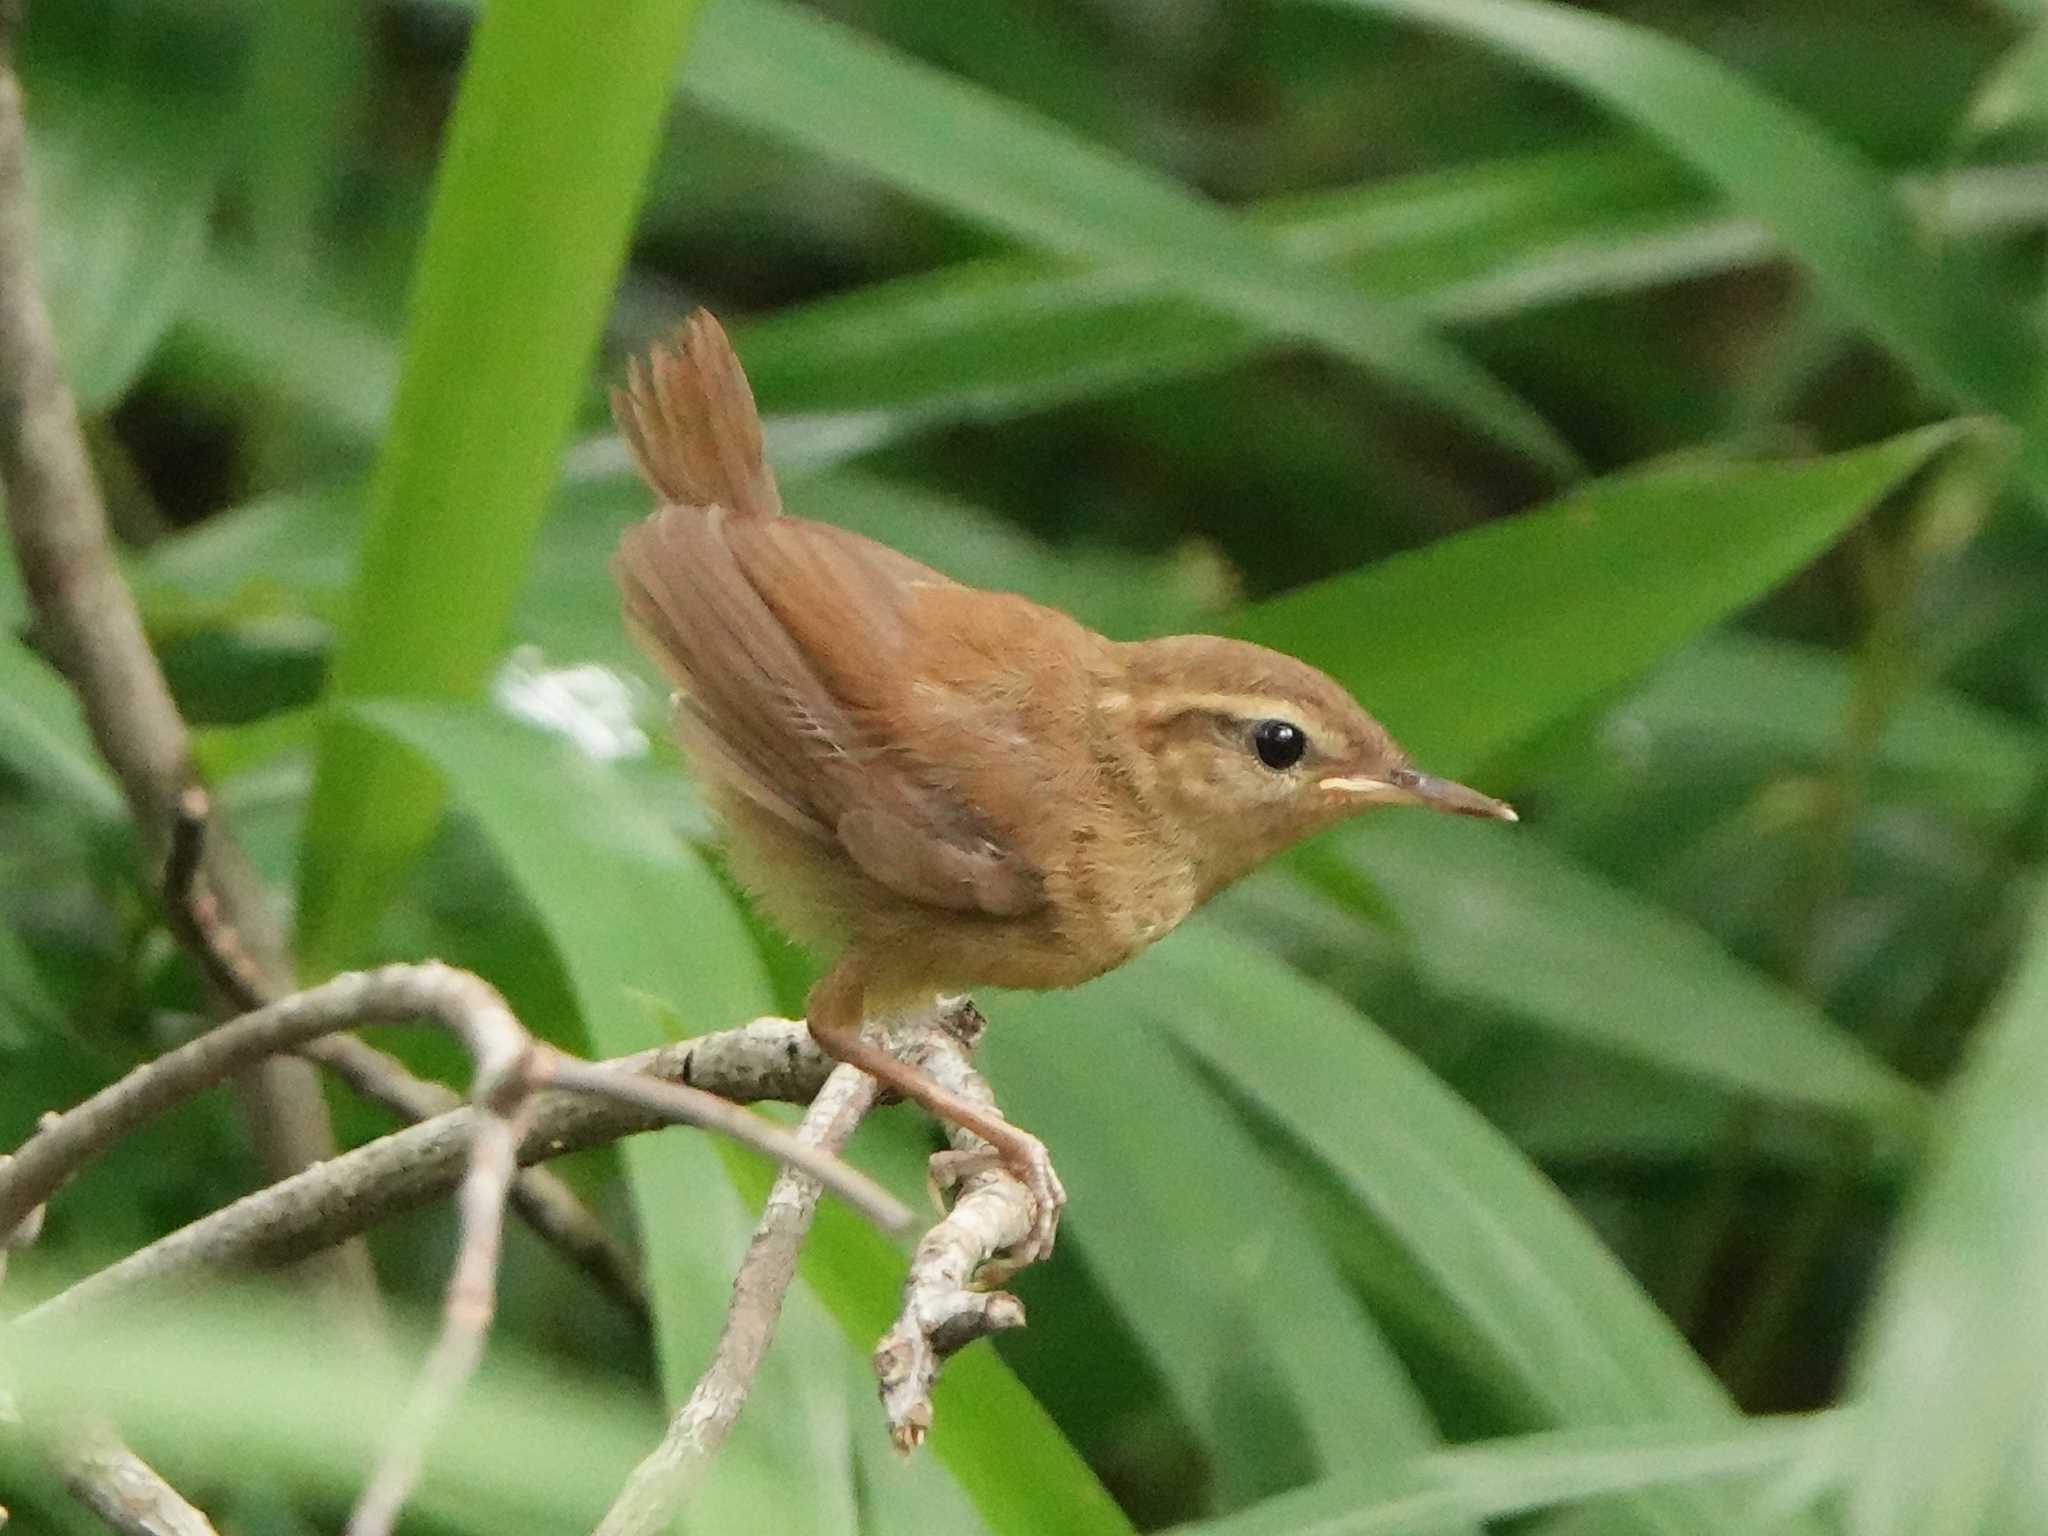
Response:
[806, 958, 1064, 1264]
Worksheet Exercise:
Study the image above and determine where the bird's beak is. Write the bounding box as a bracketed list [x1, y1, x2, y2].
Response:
[1317, 765, 1518, 822]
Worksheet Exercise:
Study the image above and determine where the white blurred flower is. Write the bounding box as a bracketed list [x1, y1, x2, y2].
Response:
[492, 646, 650, 762]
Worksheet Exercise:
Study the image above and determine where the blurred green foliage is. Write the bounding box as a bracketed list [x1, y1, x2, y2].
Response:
[6, 0, 2048, 1532]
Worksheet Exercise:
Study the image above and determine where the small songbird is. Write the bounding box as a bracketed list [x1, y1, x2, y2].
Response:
[612, 311, 1515, 1261]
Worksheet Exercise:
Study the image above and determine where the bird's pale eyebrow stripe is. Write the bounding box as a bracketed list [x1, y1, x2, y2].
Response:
[1133, 691, 1337, 734]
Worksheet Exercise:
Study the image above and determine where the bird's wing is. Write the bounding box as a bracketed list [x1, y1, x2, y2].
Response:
[610, 307, 1048, 917]
[613, 504, 1048, 917]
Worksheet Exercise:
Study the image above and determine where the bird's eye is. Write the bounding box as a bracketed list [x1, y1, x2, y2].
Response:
[1251, 719, 1308, 770]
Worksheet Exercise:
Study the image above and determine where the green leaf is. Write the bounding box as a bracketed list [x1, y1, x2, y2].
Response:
[1146, 924, 1769, 1535]
[985, 984, 1458, 1509]
[1153, 925, 1728, 1416]
[1174, 1412, 1846, 1536]
[732, 143, 1692, 427]
[31, 96, 215, 410]
[0, 915, 56, 1047]
[1332, 816, 1929, 1137]
[1617, 634, 2040, 820]
[175, 254, 397, 444]
[0, 634, 121, 821]
[167, 122, 2048, 469]
[1302, 0, 2039, 460]
[1234, 424, 1976, 779]
[138, 484, 358, 619]
[354, 699, 1121, 1536]
[350, 698, 856, 1527]
[295, 0, 709, 977]
[1845, 890, 2048, 1536]
[1962, 19, 2048, 144]
[0, 531, 22, 630]
[9, 1287, 664, 1530]
[134, 463, 1225, 674]
[522, 466, 1227, 667]
[680, 0, 1574, 475]
[789, 469, 1229, 641]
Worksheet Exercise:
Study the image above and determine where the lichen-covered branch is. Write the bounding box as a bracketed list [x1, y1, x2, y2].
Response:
[873, 1011, 1037, 1450]
[595, 998, 1059, 1536]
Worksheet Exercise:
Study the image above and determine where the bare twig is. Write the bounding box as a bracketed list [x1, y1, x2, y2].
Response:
[305, 1034, 650, 1316]
[539, 1055, 905, 1228]
[53, 1423, 221, 1536]
[0, 970, 907, 1249]
[0, 965, 511, 1236]
[15, 1018, 835, 1329]
[0, 18, 354, 1223]
[171, 791, 650, 1321]
[1, 963, 530, 1536]
[346, 1111, 522, 1536]
[3, 1147, 198, 1536]
[0, 1131, 50, 1287]
[2, 964, 907, 1536]
[160, 787, 271, 1014]
[594, 1060, 882, 1536]
[13, 998, 1055, 1530]
[874, 1008, 1036, 1451]
[596, 998, 1056, 1534]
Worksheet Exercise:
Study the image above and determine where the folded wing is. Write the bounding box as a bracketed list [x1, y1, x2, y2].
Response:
[610, 311, 1046, 919]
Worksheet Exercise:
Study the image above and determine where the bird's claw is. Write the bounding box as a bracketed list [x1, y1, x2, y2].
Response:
[1008, 1130, 1065, 1267]
[925, 1129, 1065, 1273]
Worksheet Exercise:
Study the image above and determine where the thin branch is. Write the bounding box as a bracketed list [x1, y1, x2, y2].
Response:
[14, 1016, 837, 1328]
[346, 1110, 522, 1536]
[303, 1034, 648, 1316]
[595, 998, 1056, 1534]
[593, 1060, 881, 1536]
[0, 965, 510, 1236]
[8, 963, 528, 1536]
[53, 1423, 221, 1536]
[14, 999, 1051, 1529]
[175, 790, 649, 1320]
[0, 7, 362, 1291]
[4, 965, 907, 1536]
[0, 1133, 49, 1283]
[540, 1056, 904, 1228]
[0, 969, 907, 1250]
[161, 787, 271, 1014]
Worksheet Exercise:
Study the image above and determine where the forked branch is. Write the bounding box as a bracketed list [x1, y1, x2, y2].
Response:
[1, 965, 912, 1536]
[597, 998, 1053, 1536]
[167, 789, 644, 1322]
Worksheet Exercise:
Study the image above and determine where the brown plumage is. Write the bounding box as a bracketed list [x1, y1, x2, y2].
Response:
[612, 310, 1514, 1261]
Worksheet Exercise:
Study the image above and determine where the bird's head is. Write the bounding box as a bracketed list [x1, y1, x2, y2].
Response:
[1115, 635, 1515, 899]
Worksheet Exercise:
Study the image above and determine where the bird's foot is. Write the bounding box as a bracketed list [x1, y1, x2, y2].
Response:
[927, 1126, 1065, 1272]
[1008, 1129, 1066, 1266]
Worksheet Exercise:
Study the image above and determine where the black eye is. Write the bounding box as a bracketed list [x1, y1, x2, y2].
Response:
[1251, 719, 1308, 770]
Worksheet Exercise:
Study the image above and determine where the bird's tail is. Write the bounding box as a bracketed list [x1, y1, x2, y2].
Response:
[610, 308, 781, 519]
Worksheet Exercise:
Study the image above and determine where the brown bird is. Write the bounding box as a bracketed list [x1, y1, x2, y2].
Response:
[612, 311, 1515, 1262]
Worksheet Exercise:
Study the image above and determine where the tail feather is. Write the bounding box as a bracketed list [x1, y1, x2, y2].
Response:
[612, 309, 780, 518]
